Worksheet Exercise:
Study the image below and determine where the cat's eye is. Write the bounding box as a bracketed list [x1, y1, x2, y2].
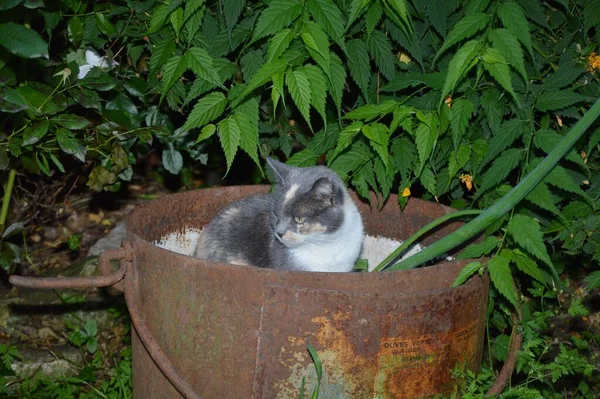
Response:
[294, 216, 306, 224]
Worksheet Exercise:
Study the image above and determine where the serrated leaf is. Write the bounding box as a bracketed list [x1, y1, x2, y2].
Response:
[525, 181, 562, 218]
[481, 87, 503, 131]
[241, 50, 265, 82]
[224, 0, 246, 33]
[95, 12, 118, 36]
[420, 166, 436, 195]
[160, 56, 187, 99]
[384, 0, 411, 32]
[481, 47, 517, 103]
[22, 120, 50, 146]
[234, 112, 260, 167]
[304, 64, 327, 126]
[390, 105, 414, 133]
[195, 124, 216, 143]
[302, 22, 331, 74]
[307, 123, 340, 155]
[184, 6, 204, 44]
[362, 123, 390, 169]
[457, 236, 500, 260]
[253, 0, 302, 41]
[326, 53, 346, 117]
[148, 4, 172, 34]
[489, 29, 527, 85]
[329, 141, 372, 179]
[330, 121, 363, 161]
[493, 334, 511, 362]
[218, 116, 241, 172]
[545, 165, 588, 198]
[365, 2, 383, 37]
[452, 261, 482, 287]
[308, 0, 345, 41]
[344, 100, 398, 121]
[508, 214, 552, 266]
[271, 71, 284, 111]
[415, 120, 438, 168]
[488, 256, 518, 307]
[56, 128, 86, 162]
[448, 144, 471, 178]
[512, 249, 544, 283]
[288, 148, 319, 166]
[347, 0, 372, 29]
[52, 114, 91, 130]
[497, 1, 533, 59]
[185, 47, 222, 87]
[391, 136, 416, 180]
[286, 68, 312, 130]
[482, 119, 524, 168]
[583, 0, 600, 32]
[426, 1, 448, 37]
[441, 40, 481, 102]
[544, 56, 585, 90]
[433, 13, 489, 65]
[266, 29, 295, 62]
[450, 99, 474, 149]
[150, 40, 176, 76]
[182, 92, 228, 131]
[346, 38, 370, 99]
[0, 22, 48, 59]
[381, 71, 424, 92]
[162, 144, 183, 174]
[535, 90, 587, 112]
[533, 129, 584, 166]
[368, 30, 396, 81]
[87, 166, 116, 191]
[477, 148, 522, 195]
[374, 157, 393, 200]
[69, 88, 102, 111]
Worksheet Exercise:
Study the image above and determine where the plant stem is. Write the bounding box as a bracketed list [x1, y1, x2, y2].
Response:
[385, 98, 600, 272]
[0, 169, 17, 233]
[373, 209, 482, 272]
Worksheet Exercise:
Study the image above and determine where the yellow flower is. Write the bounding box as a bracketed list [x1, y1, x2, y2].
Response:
[401, 187, 411, 197]
[587, 52, 600, 72]
[398, 52, 412, 64]
[459, 174, 473, 191]
[444, 96, 452, 108]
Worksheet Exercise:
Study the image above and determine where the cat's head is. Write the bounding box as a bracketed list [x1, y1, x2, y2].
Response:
[266, 157, 347, 248]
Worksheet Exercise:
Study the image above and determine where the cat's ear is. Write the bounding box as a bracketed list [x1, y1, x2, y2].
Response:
[266, 157, 290, 184]
[311, 177, 337, 204]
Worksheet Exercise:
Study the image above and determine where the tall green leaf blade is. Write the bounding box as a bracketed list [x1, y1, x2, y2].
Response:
[347, 0, 372, 29]
[285, 68, 313, 130]
[253, 0, 302, 41]
[344, 100, 397, 121]
[374, 157, 393, 200]
[241, 50, 265, 82]
[218, 116, 241, 173]
[440, 40, 481, 102]
[489, 29, 527, 85]
[433, 14, 489, 65]
[508, 214, 552, 265]
[346, 38, 371, 99]
[488, 256, 518, 307]
[307, 0, 345, 41]
[182, 92, 228, 131]
[0, 23, 48, 59]
[497, 1, 533, 59]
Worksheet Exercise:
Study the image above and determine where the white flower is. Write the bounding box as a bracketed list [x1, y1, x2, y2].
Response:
[77, 49, 119, 79]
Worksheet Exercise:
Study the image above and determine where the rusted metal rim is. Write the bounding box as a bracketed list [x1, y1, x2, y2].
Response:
[124, 262, 202, 399]
[8, 248, 129, 289]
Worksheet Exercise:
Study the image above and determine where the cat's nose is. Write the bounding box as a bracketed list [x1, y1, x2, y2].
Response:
[275, 223, 286, 236]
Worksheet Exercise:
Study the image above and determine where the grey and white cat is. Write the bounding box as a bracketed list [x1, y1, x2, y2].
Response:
[193, 158, 364, 272]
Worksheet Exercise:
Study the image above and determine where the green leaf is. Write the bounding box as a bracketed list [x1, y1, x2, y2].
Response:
[374, 157, 393, 200]
[286, 68, 312, 130]
[481, 120, 524, 168]
[544, 56, 585, 90]
[535, 90, 588, 112]
[224, 0, 246, 33]
[525, 182, 562, 218]
[384, 0, 411, 31]
[22, 121, 50, 146]
[185, 47, 222, 87]
[448, 144, 471, 178]
[170, 8, 184, 37]
[584, 270, 600, 291]
[182, 92, 228, 131]
[344, 100, 397, 121]
[346, 38, 371, 99]
[481, 88, 503, 131]
[368, 30, 396, 81]
[87, 166, 116, 191]
[420, 166, 436, 195]
[79, 69, 117, 91]
[162, 144, 183, 175]
[452, 261, 482, 287]
[329, 141, 372, 179]
[52, 114, 91, 130]
[160, 56, 187, 99]
[253, 0, 302, 41]
[533, 129, 584, 166]
[56, 128, 86, 162]
[457, 236, 500, 260]
[67, 16, 84, 45]
[365, 2, 383, 37]
[450, 99, 474, 149]
[481, 47, 517, 103]
[508, 214, 552, 266]
[266, 29, 295, 62]
[304, 64, 327, 126]
[440, 40, 481, 102]
[327, 53, 346, 118]
[195, 124, 216, 143]
[512, 249, 544, 283]
[488, 256, 518, 307]
[0, 22, 48, 59]
[433, 13, 489, 65]
[69, 88, 102, 111]
[583, 0, 600, 32]
[545, 165, 588, 198]
[150, 40, 176, 75]
[477, 148, 523, 195]
[241, 50, 265, 82]
[330, 121, 363, 161]
[218, 117, 241, 173]
[497, 1, 533, 59]
[489, 29, 527, 85]
[425, 1, 448, 37]
[234, 97, 260, 168]
[148, 3, 171, 34]
[308, 0, 345, 41]
[95, 12, 117, 36]
[302, 22, 331, 74]
[492, 334, 510, 362]
[415, 119, 438, 169]
[362, 123, 390, 169]
[288, 148, 319, 166]
[347, 0, 372, 29]
[2, 222, 24, 239]
[271, 71, 285, 111]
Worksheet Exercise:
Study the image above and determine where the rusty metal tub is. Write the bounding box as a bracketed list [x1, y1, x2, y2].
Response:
[11, 186, 490, 398]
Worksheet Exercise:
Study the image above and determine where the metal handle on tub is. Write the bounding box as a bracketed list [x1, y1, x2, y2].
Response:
[9, 246, 202, 399]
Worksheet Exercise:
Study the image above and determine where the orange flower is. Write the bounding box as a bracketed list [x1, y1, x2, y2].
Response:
[444, 96, 452, 108]
[401, 187, 411, 197]
[460, 174, 473, 191]
[587, 52, 600, 72]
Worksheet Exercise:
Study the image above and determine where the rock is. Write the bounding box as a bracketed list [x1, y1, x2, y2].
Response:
[11, 346, 83, 379]
[87, 221, 127, 258]
[43, 227, 60, 241]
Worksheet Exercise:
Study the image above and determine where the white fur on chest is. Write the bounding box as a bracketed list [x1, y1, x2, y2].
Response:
[289, 197, 363, 272]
